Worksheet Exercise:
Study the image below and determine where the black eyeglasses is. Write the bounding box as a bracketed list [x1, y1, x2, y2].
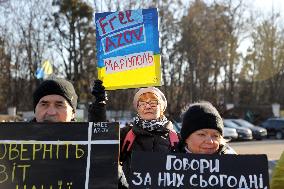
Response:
[138, 100, 159, 108]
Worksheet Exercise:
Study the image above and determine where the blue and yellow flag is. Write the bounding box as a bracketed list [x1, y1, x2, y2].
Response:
[35, 60, 53, 79]
[95, 8, 161, 90]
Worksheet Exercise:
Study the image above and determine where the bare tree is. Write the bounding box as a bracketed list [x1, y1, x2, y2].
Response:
[0, 0, 53, 111]
[242, 12, 284, 105]
[51, 0, 97, 102]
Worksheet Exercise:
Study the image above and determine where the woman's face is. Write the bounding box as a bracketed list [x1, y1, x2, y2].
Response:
[137, 93, 162, 120]
[185, 129, 221, 154]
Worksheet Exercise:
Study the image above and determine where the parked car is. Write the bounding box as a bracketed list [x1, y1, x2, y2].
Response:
[229, 119, 267, 140]
[117, 118, 133, 128]
[172, 120, 238, 141]
[223, 119, 253, 140]
[260, 118, 284, 139]
[223, 127, 238, 140]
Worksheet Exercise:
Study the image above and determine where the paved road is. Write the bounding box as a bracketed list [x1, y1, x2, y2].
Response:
[229, 139, 284, 160]
[229, 139, 283, 180]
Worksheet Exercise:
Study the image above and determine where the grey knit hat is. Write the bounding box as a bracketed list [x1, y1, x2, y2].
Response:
[133, 87, 167, 112]
[33, 78, 78, 111]
[180, 101, 223, 141]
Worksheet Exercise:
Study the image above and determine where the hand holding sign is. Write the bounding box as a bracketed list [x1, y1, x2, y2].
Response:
[91, 80, 108, 102]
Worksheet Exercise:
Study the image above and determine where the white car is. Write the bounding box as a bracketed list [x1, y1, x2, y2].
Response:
[223, 127, 238, 140]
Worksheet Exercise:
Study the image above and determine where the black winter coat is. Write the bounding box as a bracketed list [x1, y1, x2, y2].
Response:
[88, 101, 179, 188]
[119, 121, 178, 187]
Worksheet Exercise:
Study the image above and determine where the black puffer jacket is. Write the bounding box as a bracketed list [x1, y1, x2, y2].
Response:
[119, 121, 178, 187]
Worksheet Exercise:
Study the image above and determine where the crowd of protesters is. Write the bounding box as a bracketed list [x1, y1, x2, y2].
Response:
[29, 77, 280, 189]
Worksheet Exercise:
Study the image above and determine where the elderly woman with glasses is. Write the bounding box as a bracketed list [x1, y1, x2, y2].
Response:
[89, 83, 178, 188]
[118, 87, 179, 188]
[178, 101, 236, 154]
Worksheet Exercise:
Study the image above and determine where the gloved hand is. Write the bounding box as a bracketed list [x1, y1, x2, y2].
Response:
[91, 79, 108, 102]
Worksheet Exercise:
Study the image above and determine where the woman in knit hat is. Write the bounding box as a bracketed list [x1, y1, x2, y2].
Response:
[178, 101, 236, 154]
[131, 87, 168, 129]
[120, 87, 178, 188]
[89, 82, 179, 189]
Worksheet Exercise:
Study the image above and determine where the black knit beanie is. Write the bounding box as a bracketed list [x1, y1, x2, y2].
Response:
[33, 78, 78, 111]
[180, 101, 223, 141]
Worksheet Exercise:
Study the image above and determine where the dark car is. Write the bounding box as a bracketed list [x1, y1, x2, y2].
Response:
[229, 119, 267, 140]
[223, 119, 253, 140]
[260, 118, 284, 139]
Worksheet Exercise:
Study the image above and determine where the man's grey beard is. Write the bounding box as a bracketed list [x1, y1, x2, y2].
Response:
[42, 115, 58, 122]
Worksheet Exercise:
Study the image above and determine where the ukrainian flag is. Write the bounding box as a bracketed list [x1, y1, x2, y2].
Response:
[35, 60, 53, 79]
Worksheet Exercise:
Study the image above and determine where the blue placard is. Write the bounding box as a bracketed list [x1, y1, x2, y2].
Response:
[95, 8, 159, 68]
